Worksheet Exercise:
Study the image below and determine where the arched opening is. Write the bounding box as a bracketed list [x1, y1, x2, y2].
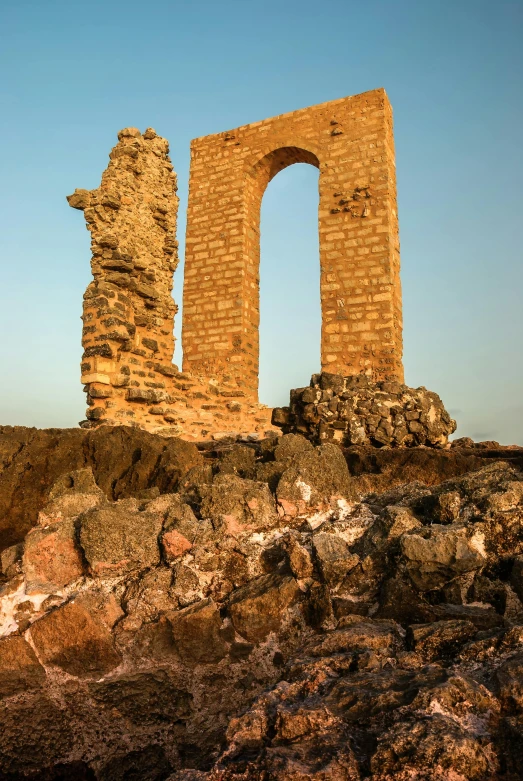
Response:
[257, 159, 321, 406]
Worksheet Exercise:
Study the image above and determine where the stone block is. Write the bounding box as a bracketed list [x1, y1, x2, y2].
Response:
[168, 598, 227, 664]
[0, 636, 46, 698]
[80, 501, 163, 576]
[29, 593, 122, 676]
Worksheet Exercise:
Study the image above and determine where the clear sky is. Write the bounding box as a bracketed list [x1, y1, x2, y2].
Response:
[0, 0, 521, 443]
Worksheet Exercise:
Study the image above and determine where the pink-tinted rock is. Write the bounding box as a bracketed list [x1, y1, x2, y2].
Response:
[23, 519, 84, 593]
[29, 592, 122, 676]
[162, 529, 193, 560]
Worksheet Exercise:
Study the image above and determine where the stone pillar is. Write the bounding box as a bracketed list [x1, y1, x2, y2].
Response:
[68, 127, 179, 427]
[183, 88, 403, 402]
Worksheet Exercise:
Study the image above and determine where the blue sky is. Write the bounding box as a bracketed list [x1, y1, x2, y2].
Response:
[0, 0, 521, 443]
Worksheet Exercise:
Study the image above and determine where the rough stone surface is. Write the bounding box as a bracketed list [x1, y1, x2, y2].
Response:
[80, 501, 163, 575]
[29, 592, 122, 677]
[274, 372, 457, 448]
[0, 424, 202, 550]
[0, 635, 45, 697]
[68, 128, 274, 441]
[1, 430, 523, 778]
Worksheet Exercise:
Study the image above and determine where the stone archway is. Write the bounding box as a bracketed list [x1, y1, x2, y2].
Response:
[243, 145, 321, 397]
[182, 89, 403, 401]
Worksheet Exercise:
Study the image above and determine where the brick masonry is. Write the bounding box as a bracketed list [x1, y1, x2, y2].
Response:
[68, 88, 403, 440]
[183, 88, 403, 399]
[68, 128, 273, 439]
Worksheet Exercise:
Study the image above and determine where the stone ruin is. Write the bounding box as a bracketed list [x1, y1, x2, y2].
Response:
[68, 88, 454, 446]
[274, 372, 456, 448]
[2, 88, 522, 779]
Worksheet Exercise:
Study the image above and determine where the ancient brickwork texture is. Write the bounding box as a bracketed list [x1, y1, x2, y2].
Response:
[183, 88, 403, 399]
[273, 372, 457, 448]
[68, 127, 180, 428]
[68, 128, 274, 439]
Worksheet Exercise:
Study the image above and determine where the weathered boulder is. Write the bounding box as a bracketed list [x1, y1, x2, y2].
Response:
[228, 573, 301, 642]
[276, 442, 353, 514]
[168, 598, 227, 664]
[312, 532, 359, 585]
[200, 473, 278, 532]
[0, 425, 201, 551]
[23, 517, 84, 593]
[29, 592, 122, 676]
[80, 500, 163, 575]
[400, 523, 487, 591]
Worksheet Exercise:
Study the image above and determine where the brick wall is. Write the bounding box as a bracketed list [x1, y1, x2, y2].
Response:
[183, 88, 403, 401]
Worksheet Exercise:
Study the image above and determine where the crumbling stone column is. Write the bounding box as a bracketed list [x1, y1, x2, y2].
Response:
[68, 127, 180, 428]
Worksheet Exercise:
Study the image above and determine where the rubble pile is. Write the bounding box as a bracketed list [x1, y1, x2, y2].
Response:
[273, 373, 457, 448]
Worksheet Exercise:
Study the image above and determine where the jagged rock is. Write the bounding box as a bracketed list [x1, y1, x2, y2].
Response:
[162, 529, 193, 560]
[23, 517, 84, 593]
[80, 500, 163, 575]
[29, 592, 122, 676]
[0, 430, 522, 777]
[0, 635, 45, 698]
[312, 532, 359, 585]
[407, 619, 477, 660]
[276, 442, 353, 514]
[167, 598, 227, 664]
[200, 473, 278, 532]
[0, 425, 202, 551]
[400, 523, 487, 591]
[497, 654, 523, 713]
[123, 567, 177, 624]
[228, 573, 301, 642]
[216, 445, 256, 479]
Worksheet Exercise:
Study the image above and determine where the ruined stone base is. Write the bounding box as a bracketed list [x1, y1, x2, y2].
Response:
[83, 367, 276, 442]
[273, 372, 457, 448]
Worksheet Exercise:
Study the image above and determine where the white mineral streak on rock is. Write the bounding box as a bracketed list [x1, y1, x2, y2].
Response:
[0, 579, 53, 638]
[469, 529, 487, 559]
[295, 479, 312, 502]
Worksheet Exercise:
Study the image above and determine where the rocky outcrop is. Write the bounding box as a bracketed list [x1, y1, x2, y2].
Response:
[1, 428, 523, 779]
[0, 425, 202, 550]
[273, 372, 457, 448]
[2, 424, 521, 553]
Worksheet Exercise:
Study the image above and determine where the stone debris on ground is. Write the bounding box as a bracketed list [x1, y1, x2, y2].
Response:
[0, 425, 522, 779]
[273, 372, 457, 448]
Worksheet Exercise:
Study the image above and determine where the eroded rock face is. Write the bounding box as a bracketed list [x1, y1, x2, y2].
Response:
[274, 372, 457, 448]
[0, 425, 202, 551]
[0, 430, 522, 779]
